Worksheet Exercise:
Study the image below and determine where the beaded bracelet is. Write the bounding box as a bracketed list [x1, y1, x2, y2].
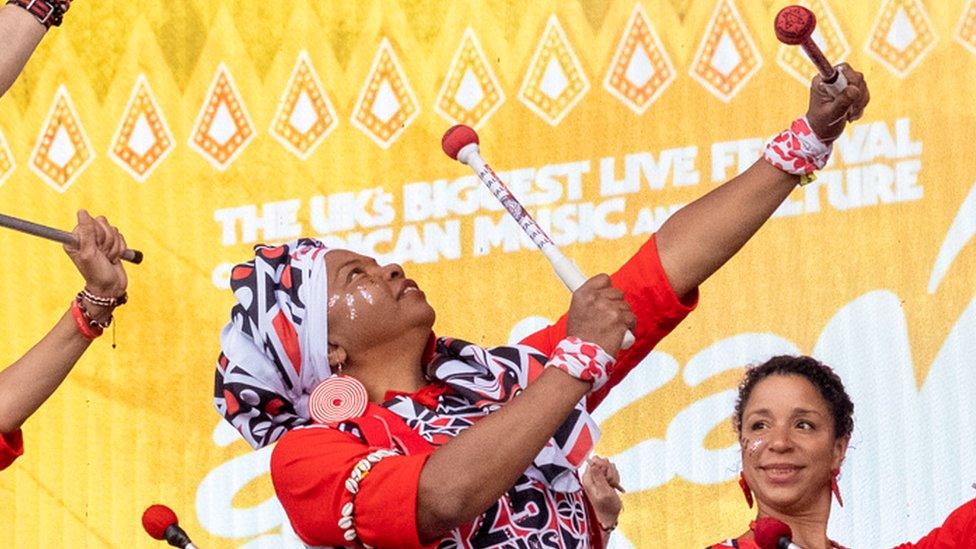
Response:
[338, 448, 399, 546]
[763, 116, 833, 186]
[79, 288, 128, 308]
[547, 337, 615, 392]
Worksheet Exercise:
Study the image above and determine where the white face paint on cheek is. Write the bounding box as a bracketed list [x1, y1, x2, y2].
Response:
[356, 286, 374, 305]
[328, 294, 340, 308]
[345, 293, 356, 320]
[747, 437, 765, 457]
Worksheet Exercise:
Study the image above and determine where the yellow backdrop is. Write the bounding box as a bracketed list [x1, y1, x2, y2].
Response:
[1, 0, 975, 546]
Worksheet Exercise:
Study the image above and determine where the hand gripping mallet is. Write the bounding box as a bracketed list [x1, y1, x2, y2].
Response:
[775, 5, 848, 95]
[0, 212, 143, 264]
[442, 125, 635, 350]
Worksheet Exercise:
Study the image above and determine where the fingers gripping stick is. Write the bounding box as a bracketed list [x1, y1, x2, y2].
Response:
[442, 125, 634, 350]
[0, 213, 144, 264]
[775, 5, 847, 95]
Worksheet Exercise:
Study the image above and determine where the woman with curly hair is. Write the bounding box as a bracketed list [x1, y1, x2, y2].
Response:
[711, 355, 975, 549]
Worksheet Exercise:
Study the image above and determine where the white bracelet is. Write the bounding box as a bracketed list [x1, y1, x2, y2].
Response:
[338, 448, 399, 546]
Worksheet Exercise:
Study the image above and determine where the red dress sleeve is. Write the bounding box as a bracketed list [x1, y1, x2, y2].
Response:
[0, 429, 24, 471]
[518, 234, 697, 410]
[271, 425, 435, 549]
[892, 499, 976, 548]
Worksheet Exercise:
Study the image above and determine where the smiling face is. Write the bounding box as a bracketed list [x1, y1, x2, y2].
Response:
[739, 374, 849, 515]
[324, 249, 435, 360]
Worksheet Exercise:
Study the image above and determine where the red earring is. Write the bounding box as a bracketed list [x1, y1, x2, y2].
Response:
[831, 468, 844, 507]
[739, 472, 754, 509]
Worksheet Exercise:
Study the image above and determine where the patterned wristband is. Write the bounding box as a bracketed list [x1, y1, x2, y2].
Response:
[6, 0, 70, 28]
[763, 116, 833, 186]
[338, 448, 399, 546]
[547, 337, 615, 392]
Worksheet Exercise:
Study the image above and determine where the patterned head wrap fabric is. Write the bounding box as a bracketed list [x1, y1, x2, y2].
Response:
[214, 238, 332, 449]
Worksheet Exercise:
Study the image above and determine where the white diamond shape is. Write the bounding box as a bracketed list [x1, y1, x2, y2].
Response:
[128, 113, 156, 157]
[49, 126, 75, 169]
[455, 69, 485, 112]
[887, 8, 918, 52]
[371, 80, 400, 123]
[540, 57, 569, 100]
[711, 32, 742, 77]
[624, 44, 656, 88]
[289, 90, 318, 135]
[209, 103, 237, 146]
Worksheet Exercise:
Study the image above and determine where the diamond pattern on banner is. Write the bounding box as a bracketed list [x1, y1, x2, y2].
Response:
[955, 0, 976, 57]
[864, 0, 938, 78]
[689, 0, 762, 103]
[604, 3, 675, 115]
[518, 15, 590, 126]
[776, 0, 850, 86]
[108, 75, 175, 182]
[434, 28, 506, 129]
[351, 38, 420, 149]
[29, 85, 94, 193]
[270, 51, 338, 160]
[0, 129, 14, 188]
[189, 63, 256, 171]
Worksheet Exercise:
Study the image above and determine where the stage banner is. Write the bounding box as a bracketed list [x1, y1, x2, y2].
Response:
[1, 0, 974, 546]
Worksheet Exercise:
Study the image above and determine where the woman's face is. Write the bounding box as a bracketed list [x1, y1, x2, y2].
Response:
[325, 250, 435, 355]
[739, 374, 848, 514]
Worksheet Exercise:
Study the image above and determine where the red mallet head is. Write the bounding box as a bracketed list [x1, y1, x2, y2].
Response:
[774, 5, 817, 45]
[751, 516, 793, 549]
[441, 124, 479, 160]
[142, 504, 178, 540]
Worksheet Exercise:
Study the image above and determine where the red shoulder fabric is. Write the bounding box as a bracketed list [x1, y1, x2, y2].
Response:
[0, 429, 24, 471]
[271, 423, 436, 549]
[518, 234, 698, 410]
[891, 499, 976, 548]
[709, 540, 758, 549]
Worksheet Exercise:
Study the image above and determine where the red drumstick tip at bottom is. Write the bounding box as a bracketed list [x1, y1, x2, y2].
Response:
[441, 124, 479, 160]
[142, 504, 179, 540]
[752, 516, 794, 549]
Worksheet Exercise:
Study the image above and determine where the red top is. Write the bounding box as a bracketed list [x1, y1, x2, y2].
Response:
[711, 499, 976, 549]
[0, 429, 24, 471]
[892, 499, 976, 548]
[271, 235, 697, 548]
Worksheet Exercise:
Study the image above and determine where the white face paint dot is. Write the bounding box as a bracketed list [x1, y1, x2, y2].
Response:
[356, 286, 374, 305]
[748, 437, 764, 456]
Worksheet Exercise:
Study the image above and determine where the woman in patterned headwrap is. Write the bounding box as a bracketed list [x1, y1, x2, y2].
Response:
[214, 67, 870, 548]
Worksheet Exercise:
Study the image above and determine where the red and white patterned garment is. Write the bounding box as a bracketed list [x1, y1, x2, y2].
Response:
[271, 235, 697, 549]
[0, 429, 24, 471]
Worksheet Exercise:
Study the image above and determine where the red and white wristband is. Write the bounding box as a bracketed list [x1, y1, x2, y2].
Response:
[763, 116, 833, 186]
[547, 337, 615, 392]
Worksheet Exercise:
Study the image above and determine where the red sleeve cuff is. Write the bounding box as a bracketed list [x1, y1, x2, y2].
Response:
[356, 453, 436, 549]
[271, 427, 437, 548]
[0, 429, 24, 470]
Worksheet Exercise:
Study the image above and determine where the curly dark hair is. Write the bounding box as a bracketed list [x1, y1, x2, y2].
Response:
[733, 355, 854, 439]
